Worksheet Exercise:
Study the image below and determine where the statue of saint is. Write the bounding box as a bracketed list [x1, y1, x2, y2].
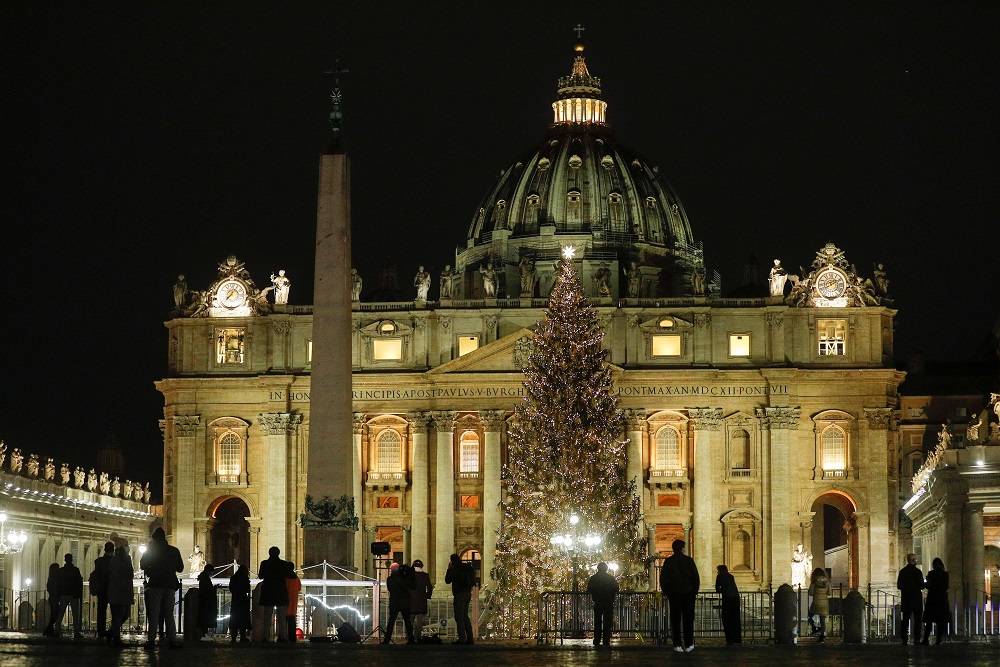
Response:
[73, 466, 85, 488]
[873, 263, 889, 296]
[351, 268, 362, 302]
[60, 463, 71, 485]
[44, 457, 55, 481]
[414, 266, 431, 301]
[626, 261, 642, 298]
[0, 441, 5, 468]
[88, 469, 98, 492]
[143, 482, 151, 503]
[99, 472, 110, 495]
[10, 448, 23, 474]
[519, 257, 537, 297]
[123, 480, 134, 499]
[480, 262, 497, 298]
[27, 454, 40, 478]
[270, 270, 290, 304]
[134, 483, 144, 502]
[791, 543, 813, 587]
[189, 545, 207, 575]
[691, 263, 706, 296]
[938, 423, 952, 449]
[594, 262, 611, 297]
[173, 275, 188, 308]
[769, 259, 788, 297]
[439, 265, 453, 299]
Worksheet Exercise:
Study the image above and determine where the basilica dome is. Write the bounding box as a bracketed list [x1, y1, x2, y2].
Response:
[453, 41, 702, 301]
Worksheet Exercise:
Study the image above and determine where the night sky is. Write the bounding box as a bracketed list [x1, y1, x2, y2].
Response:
[3, 3, 998, 498]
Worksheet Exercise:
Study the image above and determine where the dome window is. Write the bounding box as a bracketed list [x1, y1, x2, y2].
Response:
[658, 318, 674, 329]
[645, 196, 657, 209]
[567, 189, 581, 204]
[537, 157, 551, 171]
[568, 154, 583, 169]
[526, 194, 540, 207]
[601, 155, 614, 170]
[608, 192, 623, 205]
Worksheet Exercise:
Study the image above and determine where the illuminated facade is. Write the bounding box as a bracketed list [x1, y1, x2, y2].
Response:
[158, 41, 906, 593]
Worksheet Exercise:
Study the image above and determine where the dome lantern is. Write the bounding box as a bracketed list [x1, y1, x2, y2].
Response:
[553, 27, 607, 126]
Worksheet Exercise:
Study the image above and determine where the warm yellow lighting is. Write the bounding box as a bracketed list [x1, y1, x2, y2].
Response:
[652, 334, 681, 357]
[458, 335, 480, 357]
[373, 338, 403, 360]
[562, 245, 575, 259]
[729, 334, 750, 357]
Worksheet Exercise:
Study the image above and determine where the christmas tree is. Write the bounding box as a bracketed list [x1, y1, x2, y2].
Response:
[491, 247, 645, 637]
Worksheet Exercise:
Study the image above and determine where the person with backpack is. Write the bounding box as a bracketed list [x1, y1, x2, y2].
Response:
[91, 541, 115, 639]
[808, 567, 831, 643]
[445, 554, 476, 645]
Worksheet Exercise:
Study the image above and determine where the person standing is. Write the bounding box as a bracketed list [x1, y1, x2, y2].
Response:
[197, 564, 218, 640]
[285, 563, 301, 642]
[139, 526, 184, 650]
[808, 568, 830, 643]
[715, 564, 741, 644]
[586, 562, 619, 647]
[659, 540, 700, 652]
[107, 545, 135, 647]
[42, 562, 61, 637]
[228, 565, 252, 642]
[53, 553, 84, 638]
[922, 558, 949, 645]
[897, 553, 924, 644]
[410, 559, 434, 642]
[445, 554, 476, 645]
[92, 541, 115, 639]
[257, 546, 289, 642]
[383, 562, 415, 644]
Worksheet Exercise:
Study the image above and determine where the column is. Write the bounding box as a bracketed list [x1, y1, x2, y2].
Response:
[623, 409, 646, 524]
[646, 523, 657, 590]
[352, 413, 366, 568]
[246, 522, 262, 570]
[432, 411, 456, 590]
[480, 410, 505, 590]
[863, 408, 894, 588]
[407, 412, 432, 565]
[854, 512, 870, 589]
[364, 526, 377, 579]
[963, 503, 985, 606]
[757, 407, 801, 586]
[689, 408, 722, 579]
[172, 415, 200, 561]
[258, 413, 303, 557]
[402, 525, 412, 565]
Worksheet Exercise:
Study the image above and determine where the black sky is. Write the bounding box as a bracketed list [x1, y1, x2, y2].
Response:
[2, 2, 998, 498]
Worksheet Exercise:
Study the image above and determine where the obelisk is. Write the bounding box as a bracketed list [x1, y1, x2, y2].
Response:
[303, 66, 356, 568]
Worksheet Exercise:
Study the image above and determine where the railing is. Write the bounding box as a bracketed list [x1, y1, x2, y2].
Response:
[537, 591, 664, 644]
[866, 586, 899, 642]
[964, 588, 1000, 636]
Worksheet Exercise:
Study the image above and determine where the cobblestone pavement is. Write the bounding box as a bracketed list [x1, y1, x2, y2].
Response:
[1, 634, 998, 667]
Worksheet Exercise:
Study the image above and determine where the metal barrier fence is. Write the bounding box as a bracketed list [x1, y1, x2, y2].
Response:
[0, 584, 149, 635]
[963, 588, 1000, 637]
[537, 591, 664, 644]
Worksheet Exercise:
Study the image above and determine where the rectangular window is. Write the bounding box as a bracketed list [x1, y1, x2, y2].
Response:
[657, 493, 681, 507]
[373, 338, 403, 360]
[461, 495, 480, 509]
[216, 328, 245, 364]
[458, 335, 480, 357]
[817, 319, 847, 356]
[307, 340, 312, 363]
[376, 496, 400, 509]
[728, 333, 750, 357]
[652, 334, 681, 357]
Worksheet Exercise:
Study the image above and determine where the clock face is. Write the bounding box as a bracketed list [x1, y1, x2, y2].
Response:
[217, 280, 247, 308]
[815, 268, 847, 300]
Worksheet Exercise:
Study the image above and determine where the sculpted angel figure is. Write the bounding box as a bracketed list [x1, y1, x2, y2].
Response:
[937, 423, 952, 448]
[414, 265, 431, 301]
[270, 270, 290, 304]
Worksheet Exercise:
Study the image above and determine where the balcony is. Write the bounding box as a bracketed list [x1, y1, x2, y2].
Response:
[647, 468, 688, 489]
[365, 471, 409, 490]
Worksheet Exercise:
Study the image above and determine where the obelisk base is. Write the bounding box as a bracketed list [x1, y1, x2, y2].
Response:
[303, 526, 356, 570]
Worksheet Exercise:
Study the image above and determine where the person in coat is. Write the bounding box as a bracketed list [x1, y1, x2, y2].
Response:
[659, 539, 700, 652]
[586, 562, 619, 647]
[53, 553, 84, 638]
[896, 553, 924, 644]
[715, 564, 741, 644]
[42, 562, 61, 637]
[445, 554, 477, 645]
[92, 541, 115, 639]
[139, 526, 184, 649]
[227, 565, 252, 642]
[922, 558, 949, 645]
[383, 562, 415, 643]
[285, 563, 301, 642]
[257, 546, 290, 642]
[197, 564, 218, 639]
[107, 545, 135, 647]
[409, 559, 434, 641]
[808, 567, 830, 643]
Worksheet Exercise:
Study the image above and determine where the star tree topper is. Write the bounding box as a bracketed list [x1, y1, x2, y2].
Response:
[561, 245, 575, 259]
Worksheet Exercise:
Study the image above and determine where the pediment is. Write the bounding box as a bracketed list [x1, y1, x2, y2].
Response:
[428, 328, 536, 374]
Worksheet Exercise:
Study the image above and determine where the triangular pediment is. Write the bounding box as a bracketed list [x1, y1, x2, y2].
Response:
[428, 328, 535, 374]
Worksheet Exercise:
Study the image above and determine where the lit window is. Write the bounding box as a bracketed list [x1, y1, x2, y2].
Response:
[822, 425, 847, 471]
[461, 495, 480, 509]
[818, 319, 847, 356]
[216, 328, 245, 364]
[218, 431, 241, 483]
[379, 321, 397, 333]
[658, 318, 674, 328]
[729, 333, 750, 357]
[460, 431, 480, 474]
[458, 335, 480, 357]
[307, 340, 312, 363]
[652, 334, 681, 357]
[376, 430, 402, 473]
[373, 338, 402, 360]
[376, 496, 400, 509]
[656, 427, 680, 468]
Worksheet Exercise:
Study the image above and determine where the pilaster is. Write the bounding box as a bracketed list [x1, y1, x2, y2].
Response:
[407, 411, 432, 566]
[172, 415, 200, 560]
[432, 411, 457, 589]
[258, 412, 303, 555]
[757, 406, 801, 586]
[480, 409, 506, 589]
[689, 407, 722, 578]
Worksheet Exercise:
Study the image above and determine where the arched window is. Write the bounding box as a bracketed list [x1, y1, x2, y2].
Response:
[656, 427, 680, 469]
[822, 425, 847, 471]
[459, 431, 480, 474]
[377, 430, 402, 473]
[217, 431, 241, 483]
[729, 429, 750, 470]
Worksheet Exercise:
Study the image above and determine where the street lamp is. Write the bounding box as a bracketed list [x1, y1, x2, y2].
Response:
[0, 512, 29, 555]
[550, 513, 603, 638]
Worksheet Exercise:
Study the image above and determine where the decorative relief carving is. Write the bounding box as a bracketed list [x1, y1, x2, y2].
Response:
[695, 313, 711, 328]
[173, 415, 201, 437]
[272, 320, 292, 336]
[480, 409, 506, 432]
[406, 411, 432, 434]
[484, 314, 498, 332]
[300, 494, 358, 530]
[755, 407, 802, 429]
[764, 312, 783, 327]
[512, 337, 534, 370]
[353, 412, 368, 434]
[258, 413, 303, 436]
[688, 408, 723, 430]
[621, 408, 647, 430]
[863, 408, 894, 430]
[627, 315, 640, 329]
[431, 411, 457, 431]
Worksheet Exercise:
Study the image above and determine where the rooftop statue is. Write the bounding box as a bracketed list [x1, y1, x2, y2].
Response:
[439, 265, 453, 299]
[480, 262, 497, 298]
[768, 259, 787, 297]
[519, 258, 538, 297]
[351, 268, 362, 302]
[594, 262, 611, 297]
[414, 266, 431, 301]
[270, 270, 290, 304]
[173, 275, 188, 308]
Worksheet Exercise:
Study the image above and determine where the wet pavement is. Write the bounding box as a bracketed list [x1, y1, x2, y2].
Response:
[0, 633, 997, 666]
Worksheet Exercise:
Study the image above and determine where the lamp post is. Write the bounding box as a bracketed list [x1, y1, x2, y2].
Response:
[0, 512, 29, 555]
[550, 513, 602, 638]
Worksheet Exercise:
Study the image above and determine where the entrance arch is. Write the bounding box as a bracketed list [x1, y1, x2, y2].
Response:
[809, 490, 859, 589]
[209, 496, 251, 568]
